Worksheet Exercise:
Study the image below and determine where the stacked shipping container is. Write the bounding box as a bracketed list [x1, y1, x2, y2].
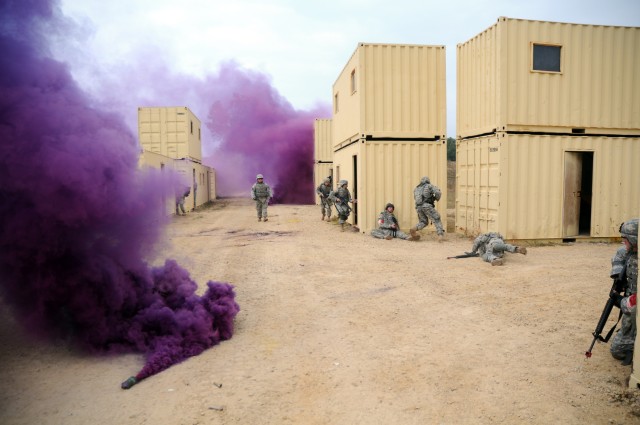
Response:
[331, 43, 447, 233]
[456, 17, 640, 240]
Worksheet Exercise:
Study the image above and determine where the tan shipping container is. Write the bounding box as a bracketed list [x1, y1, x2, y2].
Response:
[333, 139, 447, 234]
[139, 151, 216, 215]
[333, 43, 446, 147]
[457, 17, 640, 138]
[314, 119, 334, 202]
[456, 133, 640, 240]
[138, 106, 203, 163]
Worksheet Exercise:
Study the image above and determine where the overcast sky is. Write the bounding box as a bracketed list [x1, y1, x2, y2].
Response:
[57, 0, 640, 137]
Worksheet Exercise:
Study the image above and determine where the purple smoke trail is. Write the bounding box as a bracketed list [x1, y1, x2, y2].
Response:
[0, 0, 239, 386]
[203, 64, 327, 204]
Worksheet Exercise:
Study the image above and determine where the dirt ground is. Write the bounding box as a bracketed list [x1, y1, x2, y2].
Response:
[1, 197, 639, 425]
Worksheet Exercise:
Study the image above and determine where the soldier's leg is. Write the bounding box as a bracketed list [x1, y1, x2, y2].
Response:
[426, 205, 444, 236]
[256, 200, 262, 220]
[262, 201, 269, 221]
[395, 230, 412, 240]
[371, 229, 388, 239]
[610, 322, 635, 361]
[414, 208, 429, 231]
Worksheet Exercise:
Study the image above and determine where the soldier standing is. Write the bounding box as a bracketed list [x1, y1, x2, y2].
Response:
[316, 177, 333, 221]
[609, 218, 638, 365]
[469, 232, 527, 266]
[371, 203, 419, 241]
[329, 180, 356, 231]
[251, 174, 272, 222]
[410, 176, 445, 242]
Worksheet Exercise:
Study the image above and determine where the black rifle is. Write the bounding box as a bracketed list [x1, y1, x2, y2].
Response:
[446, 252, 479, 259]
[585, 275, 626, 359]
[391, 216, 399, 237]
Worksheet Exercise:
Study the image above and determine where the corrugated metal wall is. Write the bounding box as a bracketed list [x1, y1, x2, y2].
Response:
[456, 22, 499, 139]
[138, 107, 203, 162]
[456, 134, 640, 240]
[332, 49, 361, 147]
[361, 140, 447, 233]
[333, 43, 446, 146]
[333, 139, 447, 233]
[314, 119, 333, 200]
[457, 17, 640, 138]
[360, 44, 446, 139]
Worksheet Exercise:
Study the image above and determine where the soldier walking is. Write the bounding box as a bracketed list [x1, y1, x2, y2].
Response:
[329, 180, 356, 231]
[316, 177, 333, 221]
[251, 174, 272, 222]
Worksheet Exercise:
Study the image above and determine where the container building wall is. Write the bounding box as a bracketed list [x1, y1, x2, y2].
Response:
[138, 107, 203, 163]
[138, 150, 177, 216]
[333, 139, 447, 234]
[139, 151, 216, 215]
[457, 17, 640, 139]
[314, 119, 334, 203]
[456, 134, 640, 240]
[333, 43, 446, 148]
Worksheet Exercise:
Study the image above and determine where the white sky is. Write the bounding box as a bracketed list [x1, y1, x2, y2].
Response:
[57, 0, 640, 137]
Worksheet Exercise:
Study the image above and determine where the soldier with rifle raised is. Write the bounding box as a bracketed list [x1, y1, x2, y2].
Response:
[587, 219, 638, 365]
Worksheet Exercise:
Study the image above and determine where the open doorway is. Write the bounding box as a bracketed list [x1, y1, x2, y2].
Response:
[352, 155, 358, 226]
[562, 151, 593, 237]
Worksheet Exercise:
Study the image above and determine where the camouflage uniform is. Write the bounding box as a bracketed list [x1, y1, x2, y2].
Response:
[610, 219, 638, 362]
[316, 178, 333, 221]
[371, 204, 414, 240]
[251, 174, 272, 221]
[470, 232, 527, 266]
[329, 180, 353, 225]
[412, 177, 444, 236]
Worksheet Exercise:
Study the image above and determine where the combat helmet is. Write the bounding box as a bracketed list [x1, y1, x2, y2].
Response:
[619, 218, 638, 247]
[420, 176, 430, 185]
[338, 179, 348, 186]
[385, 203, 395, 210]
[256, 174, 264, 179]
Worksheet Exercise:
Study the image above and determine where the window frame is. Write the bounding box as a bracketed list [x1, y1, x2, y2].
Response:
[531, 42, 563, 74]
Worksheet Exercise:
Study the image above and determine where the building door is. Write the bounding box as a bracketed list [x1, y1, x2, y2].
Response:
[352, 155, 358, 226]
[563, 151, 593, 237]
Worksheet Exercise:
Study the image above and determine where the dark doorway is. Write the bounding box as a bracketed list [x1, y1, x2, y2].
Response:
[352, 155, 358, 226]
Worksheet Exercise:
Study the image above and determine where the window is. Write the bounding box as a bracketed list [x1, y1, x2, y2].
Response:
[350, 69, 356, 94]
[198, 128, 201, 140]
[334, 92, 339, 114]
[532, 43, 562, 73]
[190, 120, 193, 134]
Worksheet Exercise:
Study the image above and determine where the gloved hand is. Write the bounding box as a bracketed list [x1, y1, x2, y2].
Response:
[628, 293, 637, 308]
[610, 290, 624, 308]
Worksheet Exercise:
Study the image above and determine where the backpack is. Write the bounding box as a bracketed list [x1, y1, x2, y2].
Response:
[413, 186, 425, 206]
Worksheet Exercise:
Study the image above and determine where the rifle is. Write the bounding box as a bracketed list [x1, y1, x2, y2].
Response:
[585, 275, 626, 359]
[446, 252, 479, 259]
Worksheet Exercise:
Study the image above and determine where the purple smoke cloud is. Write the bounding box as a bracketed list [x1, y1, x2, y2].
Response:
[0, 0, 239, 386]
[79, 56, 330, 204]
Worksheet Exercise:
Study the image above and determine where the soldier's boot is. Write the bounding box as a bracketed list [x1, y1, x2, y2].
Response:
[409, 227, 418, 238]
[326, 215, 331, 222]
[491, 258, 504, 266]
[258, 217, 262, 222]
[263, 217, 268, 222]
[341, 223, 345, 232]
[410, 234, 421, 241]
[437, 234, 444, 243]
[322, 214, 325, 221]
[516, 246, 527, 255]
[385, 235, 393, 240]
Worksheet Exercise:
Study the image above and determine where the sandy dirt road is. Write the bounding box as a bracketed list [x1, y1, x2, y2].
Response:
[0, 198, 638, 425]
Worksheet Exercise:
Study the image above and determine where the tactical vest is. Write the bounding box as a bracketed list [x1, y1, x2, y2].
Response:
[254, 183, 269, 198]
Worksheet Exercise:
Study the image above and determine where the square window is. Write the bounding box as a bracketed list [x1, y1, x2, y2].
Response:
[334, 93, 339, 114]
[532, 43, 562, 72]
